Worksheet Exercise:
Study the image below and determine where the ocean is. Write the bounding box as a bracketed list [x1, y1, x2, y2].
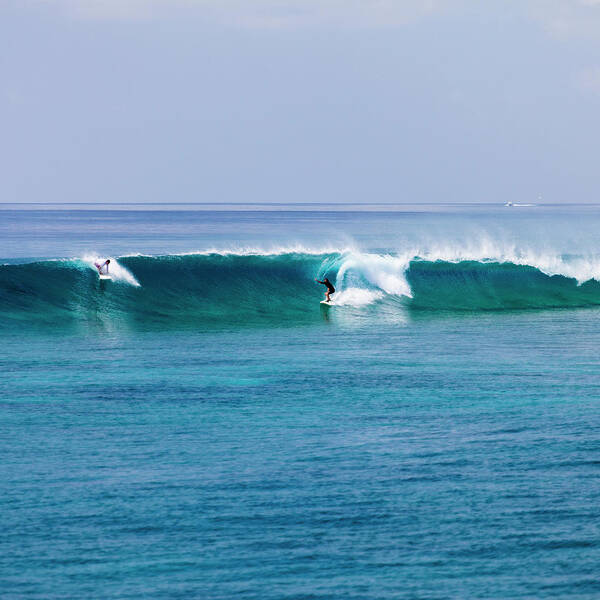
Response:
[1, 204, 600, 599]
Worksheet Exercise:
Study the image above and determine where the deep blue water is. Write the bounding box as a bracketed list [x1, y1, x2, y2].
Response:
[2, 205, 600, 599]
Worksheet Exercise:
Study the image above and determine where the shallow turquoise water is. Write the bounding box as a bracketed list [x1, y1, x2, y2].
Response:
[2, 207, 600, 598]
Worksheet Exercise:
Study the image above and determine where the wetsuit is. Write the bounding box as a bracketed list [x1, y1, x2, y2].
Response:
[318, 279, 335, 295]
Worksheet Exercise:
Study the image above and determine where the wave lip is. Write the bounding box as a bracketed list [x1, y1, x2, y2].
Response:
[405, 259, 600, 310]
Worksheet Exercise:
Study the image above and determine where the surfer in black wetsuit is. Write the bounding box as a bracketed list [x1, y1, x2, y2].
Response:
[316, 277, 335, 303]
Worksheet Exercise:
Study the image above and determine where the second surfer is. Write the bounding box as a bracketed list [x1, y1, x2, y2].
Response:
[95, 259, 110, 275]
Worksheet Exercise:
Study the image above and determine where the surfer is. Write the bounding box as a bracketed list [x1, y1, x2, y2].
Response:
[316, 277, 335, 303]
[95, 259, 110, 275]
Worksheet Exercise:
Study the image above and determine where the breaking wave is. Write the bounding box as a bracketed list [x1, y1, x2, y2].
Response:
[2, 248, 600, 329]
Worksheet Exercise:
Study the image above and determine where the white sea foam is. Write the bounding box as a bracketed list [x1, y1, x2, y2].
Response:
[335, 253, 413, 298]
[409, 240, 600, 284]
[332, 287, 384, 307]
[401, 232, 600, 284]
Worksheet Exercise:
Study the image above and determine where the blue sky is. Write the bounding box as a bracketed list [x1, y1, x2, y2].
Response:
[3, 1, 600, 204]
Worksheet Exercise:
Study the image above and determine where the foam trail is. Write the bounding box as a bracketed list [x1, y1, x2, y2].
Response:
[332, 287, 384, 307]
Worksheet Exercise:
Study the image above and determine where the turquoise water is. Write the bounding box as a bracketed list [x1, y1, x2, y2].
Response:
[2, 206, 600, 598]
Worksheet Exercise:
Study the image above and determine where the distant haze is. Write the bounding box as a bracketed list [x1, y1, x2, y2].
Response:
[3, 1, 600, 204]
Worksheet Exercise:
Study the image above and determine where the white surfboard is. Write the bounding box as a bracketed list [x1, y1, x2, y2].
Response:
[320, 300, 333, 306]
[99, 274, 112, 281]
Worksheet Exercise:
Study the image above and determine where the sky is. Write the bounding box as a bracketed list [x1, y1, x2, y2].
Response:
[2, 0, 600, 204]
